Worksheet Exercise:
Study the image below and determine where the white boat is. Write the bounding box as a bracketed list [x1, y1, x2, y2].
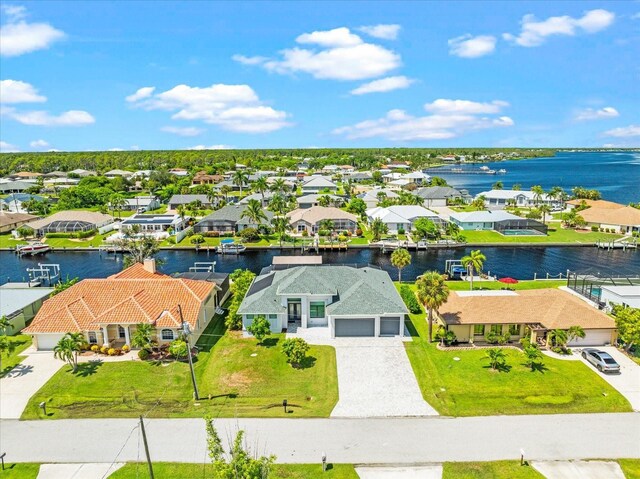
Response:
[498, 169, 507, 174]
[479, 165, 490, 170]
[220, 242, 246, 254]
[16, 242, 51, 256]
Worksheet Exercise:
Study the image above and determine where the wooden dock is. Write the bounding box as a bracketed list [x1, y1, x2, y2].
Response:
[596, 241, 637, 250]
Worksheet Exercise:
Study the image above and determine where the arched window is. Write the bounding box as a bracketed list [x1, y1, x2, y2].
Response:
[161, 329, 174, 340]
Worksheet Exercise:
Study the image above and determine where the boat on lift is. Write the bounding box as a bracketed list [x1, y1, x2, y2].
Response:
[16, 242, 51, 256]
[220, 239, 246, 254]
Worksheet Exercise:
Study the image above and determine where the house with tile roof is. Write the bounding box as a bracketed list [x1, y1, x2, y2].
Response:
[437, 289, 617, 346]
[287, 206, 358, 234]
[238, 265, 408, 338]
[23, 259, 218, 350]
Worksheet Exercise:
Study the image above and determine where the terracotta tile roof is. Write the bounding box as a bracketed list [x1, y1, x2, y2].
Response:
[23, 265, 214, 334]
[579, 206, 640, 227]
[286, 206, 358, 225]
[439, 289, 616, 330]
[566, 199, 624, 209]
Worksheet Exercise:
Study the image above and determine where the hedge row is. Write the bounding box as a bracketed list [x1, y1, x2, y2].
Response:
[400, 285, 422, 314]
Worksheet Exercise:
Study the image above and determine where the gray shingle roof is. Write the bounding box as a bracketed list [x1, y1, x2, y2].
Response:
[168, 194, 211, 205]
[196, 204, 274, 226]
[238, 266, 407, 316]
[414, 186, 464, 199]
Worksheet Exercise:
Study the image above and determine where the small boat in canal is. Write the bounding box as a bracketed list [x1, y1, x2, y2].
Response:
[220, 239, 246, 254]
[16, 242, 51, 256]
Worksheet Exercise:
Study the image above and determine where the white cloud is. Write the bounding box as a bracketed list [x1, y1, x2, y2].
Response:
[0, 79, 47, 103]
[424, 99, 509, 115]
[161, 126, 205, 137]
[333, 99, 513, 141]
[358, 24, 401, 40]
[575, 106, 619, 121]
[350, 76, 414, 95]
[108, 148, 124, 151]
[188, 144, 233, 150]
[0, 5, 65, 57]
[232, 54, 268, 65]
[603, 125, 640, 138]
[125, 86, 155, 103]
[504, 9, 615, 47]
[0, 140, 20, 152]
[3, 108, 95, 126]
[448, 34, 496, 58]
[128, 83, 291, 133]
[237, 27, 401, 81]
[29, 139, 50, 149]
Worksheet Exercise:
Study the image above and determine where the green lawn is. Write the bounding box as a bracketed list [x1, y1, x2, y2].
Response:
[110, 463, 358, 479]
[23, 316, 338, 419]
[1, 335, 33, 378]
[0, 463, 40, 479]
[619, 459, 640, 479]
[403, 308, 631, 416]
[445, 280, 566, 291]
[0, 233, 27, 248]
[462, 228, 622, 244]
[443, 461, 544, 479]
[43, 231, 115, 248]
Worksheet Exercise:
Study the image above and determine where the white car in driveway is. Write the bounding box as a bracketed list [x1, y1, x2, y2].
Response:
[581, 348, 621, 373]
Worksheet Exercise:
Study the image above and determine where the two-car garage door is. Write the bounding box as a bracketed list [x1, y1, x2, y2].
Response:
[567, 329, 613, 347]
[335, 318, 375, 337]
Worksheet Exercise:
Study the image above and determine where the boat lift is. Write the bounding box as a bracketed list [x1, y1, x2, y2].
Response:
[444, 259, 467, 280]
[26, 263, 60, 286]
[189, 262, 216, 273]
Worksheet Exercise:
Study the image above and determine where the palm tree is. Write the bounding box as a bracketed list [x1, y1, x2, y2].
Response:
[206, 188, 219, 210]
[318, 219, 335, 236]
[220, 185, 232, 202]
[531, 185, 544, 206]
[471, 196, 486, 210]
[549, 186, 565, 205]
[109, 193, 127, 219]
[270, 178, 287, 195]
[567, 325, 585, 344]
[523, 344, 543, 371]
[547, 329, 568, 350]
[53, 332, 86, 372]
[483, 348, 507, 371]
[461, 249, 486, 291]
[538, 204, 551, 225]
[492, 181, 503, 190]
[131, 323, 154, 351]
[253, 176, 269, 204]
[176, 204, 187, 223]
[416, 271, 450, 342]
[344, 180, 354, 198]
[232, 170, 249, 195]
[318, 195, 332, 207]
[370, 217, 388, 241]
[271, 216, 291, 248]
[269, 193, 288, 215]
[241, 199, 268, 228]
[390, 248, 411, 283]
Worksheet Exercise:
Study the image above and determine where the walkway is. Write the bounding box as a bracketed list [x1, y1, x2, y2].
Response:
[37, 463, 124, 479]
[533, 460, 625, 479]
[575, 347, 640, 411]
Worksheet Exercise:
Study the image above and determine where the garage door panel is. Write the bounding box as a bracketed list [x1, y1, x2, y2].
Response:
[568, 329, 612, 347]
[36, 334, 65, 350]
[380, 317, 400, 336]
[335, 318, 375, 337]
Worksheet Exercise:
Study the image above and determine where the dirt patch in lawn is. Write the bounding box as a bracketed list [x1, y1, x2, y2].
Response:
[219, 371, 254, 393]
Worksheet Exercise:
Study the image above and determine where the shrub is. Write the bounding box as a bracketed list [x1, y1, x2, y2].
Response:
[185, 228, 194, 237]
[399, 285, 422, 314]
[247, 316, 271, 344]
[591, 225, 599, 232]
[90, 344, 100, 352]
[122, 344, 130, 353]
[281, 338, 310, 366]
[169, 339, 189, 359]
[486, 330, 510, 345]
[225, 269, 256, 330]
[397, 227, 405, 235]
[338, 234, 347, 242]
[190, 234, 205, 244]
[100, 345, 109, 354]
[301, 230, 309, 237]
[318, 229, 330, 237]
[107, 348, 117, 356]
[435, 326, 457, 346]
[355, 228, 363, 236]
[204, 231, 220, 237]
[138, 348, 150, 360]
[239, 227, 260, 242]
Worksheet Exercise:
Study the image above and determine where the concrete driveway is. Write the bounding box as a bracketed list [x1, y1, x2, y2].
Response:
[37, 463, 124, 479]
[0, 348, 63, 419]
[575, 347, 640, 411]
[533, 460, 625, 479]
[330, 338, 438, 417]
[356, 465, 442, 478]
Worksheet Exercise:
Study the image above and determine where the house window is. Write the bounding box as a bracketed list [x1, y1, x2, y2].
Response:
[245, 314, 254, 321]
[297, 224, 306, 232]
[473, 324, 485, 336]
[309, 302, 325, 318]
[268, 314, 278, 321]
[508, 324, 520, 336]
[88, 332, 97, 344]
[118, 326, 126, 338]
[161, 329, 174, 340]
[491, 324, 502, 334]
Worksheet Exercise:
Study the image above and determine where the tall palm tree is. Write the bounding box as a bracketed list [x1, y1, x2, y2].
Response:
[270, 178, 287, 195]
[220, 185, 232, 202]
[416, 271, 450, 342]
[109, 193, 127, 219]
[241, 199, 268, 227]
[390, 248, 411, 283]
[318, 195, 332, 207]
[318, 219, 335, 236]
[538, 204, 551, 225]
[271, 216, 291, 248]
[461, 249, 486, 291]
[253, 176, 269, 204]
[471, 195, 486, 210]
[567, 325, 585, 344]
[53, 332, 86, 372]
[370, 217, 388, 241]
[531, 185, 544, 206]
[232, 170, 249, 195]
[206, 187, 219, 210]
[268, 193, 288, 215]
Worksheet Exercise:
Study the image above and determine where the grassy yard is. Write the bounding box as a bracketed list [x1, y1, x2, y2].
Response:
[43, 231, 115, 248]
[619, 459, 640, 479]
[0, 233, 27, 248]
[443, 461, 543, 479]
[110, 463, 358, 479]
[445, 279, 566, 291]
[462, 228, 622, 244]
[0, 463, 40, 479]
[23, 316, 338, 419]
[1, 334, 33, 378]
[403, 308, 631, 416]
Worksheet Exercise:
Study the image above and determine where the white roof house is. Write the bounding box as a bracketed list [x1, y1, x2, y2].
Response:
[359, 188, 400, 208]
[600, 285, 640, 309]
[449, 210, 522, 230]
[366, 205, 443, 233]
[301, 176, 338, 193]
[401, 171, 431, 183]
[477, 189, 559, 208]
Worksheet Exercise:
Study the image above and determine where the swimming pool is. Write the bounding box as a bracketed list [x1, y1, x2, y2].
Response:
[500, 229, 546, 236]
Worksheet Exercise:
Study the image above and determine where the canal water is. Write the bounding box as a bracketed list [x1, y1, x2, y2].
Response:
[2, 247, 639, 284]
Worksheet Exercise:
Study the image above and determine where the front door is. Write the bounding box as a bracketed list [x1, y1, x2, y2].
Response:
[287, 300, 302, 323]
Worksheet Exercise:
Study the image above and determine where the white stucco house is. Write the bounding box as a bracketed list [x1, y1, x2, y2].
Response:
[366, 205, 444, 234]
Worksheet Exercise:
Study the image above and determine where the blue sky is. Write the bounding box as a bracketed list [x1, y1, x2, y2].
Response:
[1, 1, 639, 152]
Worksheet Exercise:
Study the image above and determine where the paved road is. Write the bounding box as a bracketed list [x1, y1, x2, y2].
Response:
[2, 414, 639, 464]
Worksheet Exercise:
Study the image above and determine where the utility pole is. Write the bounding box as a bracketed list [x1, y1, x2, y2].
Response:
[178, 304, 200, 400]
[139, 415, 154, 479]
